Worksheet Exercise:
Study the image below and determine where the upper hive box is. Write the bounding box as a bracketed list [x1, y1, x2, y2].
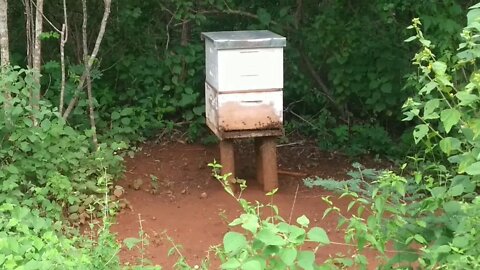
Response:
[201, 30, 286, 92]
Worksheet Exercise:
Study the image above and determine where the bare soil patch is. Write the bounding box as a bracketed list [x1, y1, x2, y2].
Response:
[112, 140, 385, 268]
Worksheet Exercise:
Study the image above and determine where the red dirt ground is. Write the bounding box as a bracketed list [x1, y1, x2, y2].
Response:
[111, 140, 388, 269]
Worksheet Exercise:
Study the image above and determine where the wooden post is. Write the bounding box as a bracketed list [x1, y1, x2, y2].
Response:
[255, 138, 264, 185]
[219, 139, 236, 192]
[255, 137, 278, 192]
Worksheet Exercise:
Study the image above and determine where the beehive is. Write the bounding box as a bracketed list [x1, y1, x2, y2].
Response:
[202, 30, 286, 139]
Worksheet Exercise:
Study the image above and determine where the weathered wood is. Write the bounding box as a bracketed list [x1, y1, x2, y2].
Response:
[219, 139, 236, 192]
[254, 138, 264, 185]
[278, 170, 307, 177]
[207, 118, 283, 140]
[0, 0, 12, 120]
[256, 137, 278, 192]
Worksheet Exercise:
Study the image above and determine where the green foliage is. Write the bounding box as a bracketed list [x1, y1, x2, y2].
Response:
[208, 162, 338, 270]
[0, 67, 123, 269]
[8, 0, 471, 147]
[305, 4, 480, 269]
[403, 11, 480, 180]
[286, 115, 397, 156]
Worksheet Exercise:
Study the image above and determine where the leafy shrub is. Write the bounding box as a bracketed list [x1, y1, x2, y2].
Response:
[208, 161, 338, 270]
[305, 4, 480, 269]
[0, 67, 124, 269]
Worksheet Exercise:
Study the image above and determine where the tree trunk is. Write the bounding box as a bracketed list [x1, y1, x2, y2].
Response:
[0, 0, 12, 116]
[82, 0, 98, 149]
[62, 0, 112, 120]
[59, 0, 67, 115]
[0, 0, 10, 67]
[23, 0, 34, 68]
[31, 0, 44, 122]
[32, 0, 43, 74]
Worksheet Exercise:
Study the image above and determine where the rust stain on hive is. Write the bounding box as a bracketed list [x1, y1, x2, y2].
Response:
[218, 101, 282, 131]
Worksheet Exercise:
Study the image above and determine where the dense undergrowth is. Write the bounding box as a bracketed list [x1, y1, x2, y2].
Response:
[4, 0, 475, 156]
[0, 67, 123, 268]
[1, 1, 480, 270]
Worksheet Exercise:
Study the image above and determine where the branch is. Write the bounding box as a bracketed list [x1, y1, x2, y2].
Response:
[22, 0, 34, 67]
[294, 0, 303, 29]
[0, 0, 10, 67]
[0, 0, 12, 121]
[299, 50, 350, 123]
[191, 9, 291, 30]
[82, 0, 98, 149]
[59, 0, 67, 115]
[62, 0, 112, 120]
[28, 0, 61, 33]
[31, 0, 44, 123]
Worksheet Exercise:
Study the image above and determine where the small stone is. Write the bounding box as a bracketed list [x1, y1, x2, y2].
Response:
[152, 216, 157, 220]
[181, 188, 187, 194]
[118, 200, 127, 209]
[200, 192, 208, 199]
[132, 178, 143, 190]
[114, 186, 124, 198]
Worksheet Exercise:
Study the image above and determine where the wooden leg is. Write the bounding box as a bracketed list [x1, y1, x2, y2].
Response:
[255, 138, 264, 185]
[256, 137, 278, 192]
[219, 139, 236, 192]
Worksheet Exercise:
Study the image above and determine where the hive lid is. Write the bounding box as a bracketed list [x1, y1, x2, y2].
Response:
[201, 30, 286, 49]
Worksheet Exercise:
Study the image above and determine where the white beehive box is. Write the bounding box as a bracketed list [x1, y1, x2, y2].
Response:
[202, 30, 286, 138]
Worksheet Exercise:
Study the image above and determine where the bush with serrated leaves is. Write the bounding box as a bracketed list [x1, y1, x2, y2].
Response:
[304, 4, 480, 269]
[0, 67, 123, 269]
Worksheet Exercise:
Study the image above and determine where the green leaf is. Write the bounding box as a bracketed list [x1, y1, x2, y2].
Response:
[279, 247, 297, 266]
[221, 258, 242, 269]
[448, 184, 464, 197]
[6, 165, 19, 174]
[404, 36, 417, 42]
[296, 215, 310, 227]
[413, 234, 426, 244]
[469, 119, 480, 139]
[419, 81, 438, 94]
[432, 61, 447, 75]
[439, 137, 462, 155]
[436, 245, 451, 253]
[467, 8, 480, 25]
[111, 111, 120, 120]
[470, 3, 480, 9]
[441, 108, 461, 133]
[121, 117, 131, 125]
[41, 118, 51, 130]
[465, 161, 480, 175]
[241, 260, 262, 270]
[443, 201, 462, 214]
[452, 236, 469, 248]
[192, 105, 204, 116]
[297, 251, 315, 270]
[423, 99, 440, 119]
[223, 232, 247, 255]
[456, 92, 479, 106]
[121, 107, 134, 116]
[241, 214, 259, 234]
[256, 229, 286, 246]
[257, 8, 271, 25]
[413, 124, 429, 144]
[431, 187, 446, 197]
[123, 237, 142, 250]
[307, 227, 330, 244]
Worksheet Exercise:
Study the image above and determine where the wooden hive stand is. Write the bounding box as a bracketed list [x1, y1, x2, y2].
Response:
[218, 129, 282, 193]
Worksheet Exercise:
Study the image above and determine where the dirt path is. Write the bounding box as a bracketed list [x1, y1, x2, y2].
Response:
[112, 140, 383, 268]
